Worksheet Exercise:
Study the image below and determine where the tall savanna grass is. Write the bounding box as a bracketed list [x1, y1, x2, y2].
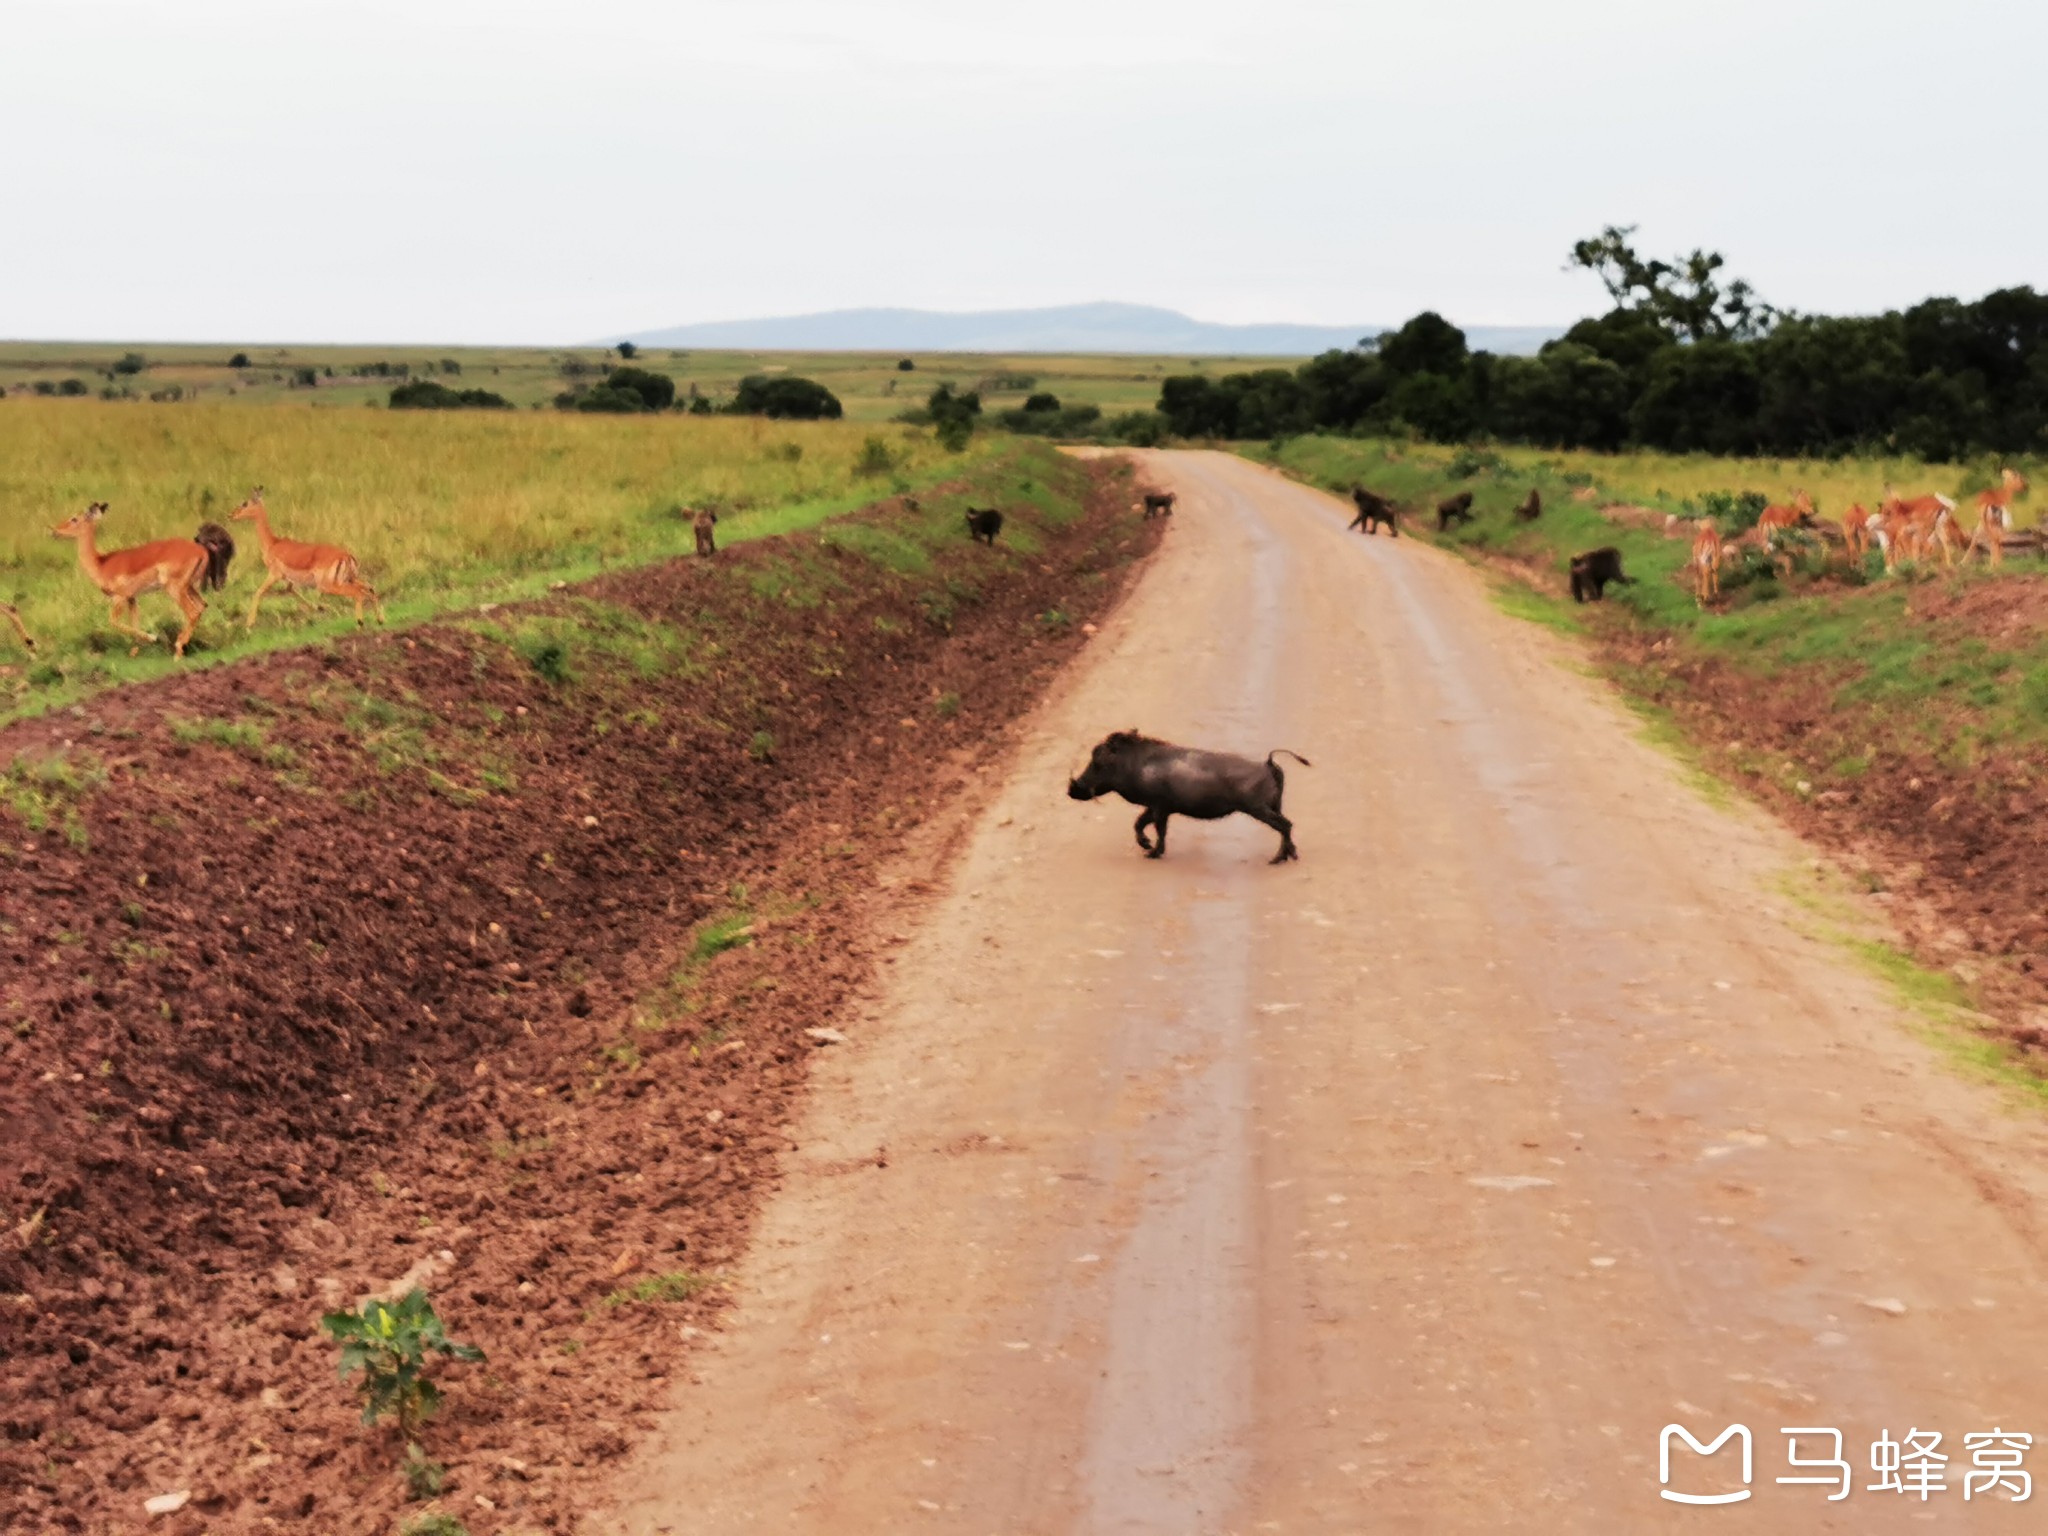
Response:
[0, 400, 984, 680]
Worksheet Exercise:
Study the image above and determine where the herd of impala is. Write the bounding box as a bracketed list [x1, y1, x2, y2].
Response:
[1687, 468, 2030, 603]
[1, 489, 383, 659]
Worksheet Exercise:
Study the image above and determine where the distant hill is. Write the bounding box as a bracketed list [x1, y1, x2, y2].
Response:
[615, 302, 1560, 358]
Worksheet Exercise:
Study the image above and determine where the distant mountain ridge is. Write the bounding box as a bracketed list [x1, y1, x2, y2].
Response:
[613, 302, 1560, 357]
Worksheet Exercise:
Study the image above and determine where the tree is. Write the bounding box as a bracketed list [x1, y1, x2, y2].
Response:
[1023, 392, 1060, 412]
[1568, 224, 1774, 343]
[228, 351, 250, 368]
[730, 375, 843, 420]
[616, 341, 638, 359]
[113, 352, 147, 375]
[1373, 312, 1468, 378]
[897, 358, 916, 371]
[602, 366, 676, 411]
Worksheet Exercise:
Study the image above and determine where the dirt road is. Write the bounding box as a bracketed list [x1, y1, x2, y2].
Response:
[593, 452, 2048, 1533]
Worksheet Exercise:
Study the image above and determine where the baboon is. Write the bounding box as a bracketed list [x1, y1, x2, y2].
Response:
[965, 507, 1004, 547]
[1142, 491, 1176, 518]
[693, 507, 718, 558]
[1568, 546, 1633, 603]
[1348, 486, 1398, 536]
[1436, 491, 1475, 531]
[194, 522, 236, 590]
[1514, 489, 1542, 522]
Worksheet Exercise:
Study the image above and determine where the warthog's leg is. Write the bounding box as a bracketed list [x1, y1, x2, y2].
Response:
[1132, 808, 1156, 854]
[1249, 809, 1297, 863]
[1146, 810, 1170, 859]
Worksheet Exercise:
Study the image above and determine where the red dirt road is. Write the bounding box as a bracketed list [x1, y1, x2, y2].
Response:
[592, 452, 2048, 1533]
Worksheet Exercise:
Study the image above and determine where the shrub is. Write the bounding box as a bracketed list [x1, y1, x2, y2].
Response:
[439, 358, 461, 375]
[228, 351, 251, 368]
[616, 340, 639, 359]
[398, 1515, 469, 1536]
[855, 435, 896, 476]
[389, 380, 513, 410]
[1106, 410, 1167, 447]
[293, 366, 319, 388]
[56, 379, 87, 397]
[729, 375, 843, 420]
[603, 365, 675, 411]
[927, 383, 981, 451]
[748, 730, 776, 762]
[112, 352, 146, 376]
[321, 1288, 483, 1437]
[1445, 447, 1507, 479]
[32, 381, 53, 396]
[1696, 489, 1769, 535]
[1023, 392, 1060, 413]
[897, 357, 915, 371]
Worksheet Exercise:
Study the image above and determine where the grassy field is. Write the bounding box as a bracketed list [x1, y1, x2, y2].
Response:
[0, 341, 1270, 422]
[1254, 435, 2048, 756]
[0, 400, 1070, 723]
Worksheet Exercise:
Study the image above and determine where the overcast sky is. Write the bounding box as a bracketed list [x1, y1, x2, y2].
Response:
[4, 0, 2038, 344]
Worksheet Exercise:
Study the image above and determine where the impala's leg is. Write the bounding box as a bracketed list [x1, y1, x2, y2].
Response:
[245, 572, 280, 630]
[172, 586, 204, 658]
[319, 578, 381, 626]
[0, 603, 32, 653]
[109, 596, 155, 645]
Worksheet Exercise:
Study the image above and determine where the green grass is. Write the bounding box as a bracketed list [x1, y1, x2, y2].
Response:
[1257, 434, 2048, 758]
[600, 1270, 713, 1309]
[0, 748, 106, 846]
[0, 406, 1082, 727]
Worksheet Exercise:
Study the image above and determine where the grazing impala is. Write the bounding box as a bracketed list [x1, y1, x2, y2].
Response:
[1966, 468, 2028, 566]
[1839, 502, 1874, 561]
[1690, 519, 1724, 603]
[231, 487, 385, 629]
[1756, 489, 1816, 540]
[50, 501, 225, 657]
[1879, 485, 1959, 569]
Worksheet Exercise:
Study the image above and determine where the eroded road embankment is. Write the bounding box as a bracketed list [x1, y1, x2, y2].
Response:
[598, 450, 2048, 1534]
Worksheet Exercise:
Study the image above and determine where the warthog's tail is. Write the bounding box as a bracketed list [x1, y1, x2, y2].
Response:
[1267, 749, 1311, 769]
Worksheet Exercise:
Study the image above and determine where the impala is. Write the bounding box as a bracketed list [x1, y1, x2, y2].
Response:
[1690, 519, 1723, 603]
[231, 487, 385, 629]
[1966, 468, 2029, 567]
[1879, 485, 1959, 568]
[49, 502, 228, 658]
[1839, 502, 1874, 561]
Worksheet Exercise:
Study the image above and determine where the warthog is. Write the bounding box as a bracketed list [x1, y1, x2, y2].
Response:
[1142, 491, 1176, 518]
[1066, 730, 1310, 864]
[1437, 491, 1475, 531]
[965, 507, 1004, 546]
[692, 507, 718, 558]
[1568, 546, 1633, 602]
[1348, 486, 1398, 536]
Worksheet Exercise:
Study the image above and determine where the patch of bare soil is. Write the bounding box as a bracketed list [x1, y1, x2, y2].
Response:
[0, 463, 1160, 1534]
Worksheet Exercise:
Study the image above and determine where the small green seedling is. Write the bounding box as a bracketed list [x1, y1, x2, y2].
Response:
[321, 1287, 483, 1437]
